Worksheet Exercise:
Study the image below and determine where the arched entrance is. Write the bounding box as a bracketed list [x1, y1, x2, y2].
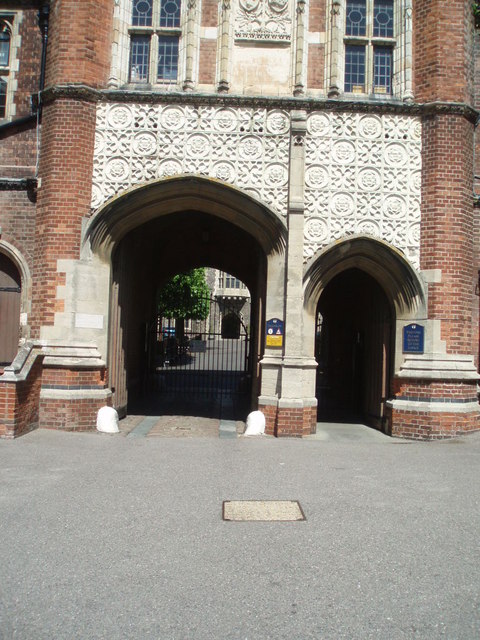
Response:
[304, 236, 427, 433]
[315, 268, 392, 428]
[0, 252, 21, 367]
[85, 176, 286, 421]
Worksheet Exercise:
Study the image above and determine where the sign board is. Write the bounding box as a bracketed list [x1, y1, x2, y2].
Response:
[266, 318, 284, 348]
[403, 323, 424, 354]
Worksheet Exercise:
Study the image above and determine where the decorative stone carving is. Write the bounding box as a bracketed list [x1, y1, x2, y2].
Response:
[92, 103, 290, 216]
[304, 112, 422, 268]
[234, 0, 292, 43]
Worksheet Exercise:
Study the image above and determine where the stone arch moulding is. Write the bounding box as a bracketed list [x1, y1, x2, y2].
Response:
[303, 235, 427, 320]
[0, 239, 32, 340]
[83, 175, 288, 262]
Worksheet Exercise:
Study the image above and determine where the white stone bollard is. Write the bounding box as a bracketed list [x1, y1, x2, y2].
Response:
[244, 410, 266, 436]
[96, 406, 119, 434]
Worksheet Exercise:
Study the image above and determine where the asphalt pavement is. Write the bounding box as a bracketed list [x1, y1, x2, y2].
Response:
[1, 424, 479, 639]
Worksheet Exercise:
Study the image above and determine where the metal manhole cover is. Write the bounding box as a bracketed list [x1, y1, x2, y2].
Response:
[223, 500, 305, 521]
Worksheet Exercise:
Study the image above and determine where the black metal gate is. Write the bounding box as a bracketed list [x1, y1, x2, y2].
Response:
[145, 295, 251, 418]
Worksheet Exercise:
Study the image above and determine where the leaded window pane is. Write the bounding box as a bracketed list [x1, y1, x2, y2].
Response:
[158, 35, 179, 80]
[132, 0, 153, 26]
[160, 0, 181, 28]
[345, 45, 365, 92]
[373, 0, 394, 38]
[0, 77, 6, 117]
[129, 36, 150, 82]
[373, 45, 392, 93]
[0, 30, 10, 67]
[346, 0, 366, 37]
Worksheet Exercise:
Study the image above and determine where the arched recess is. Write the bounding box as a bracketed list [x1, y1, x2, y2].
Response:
[83, 176, 287, 418]
[303, 236, 426, 430]
[0, 241, 32, 367]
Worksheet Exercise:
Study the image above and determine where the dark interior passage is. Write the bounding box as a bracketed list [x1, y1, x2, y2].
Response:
[315, 268, 392, 430]
[109, 210, 266, 420]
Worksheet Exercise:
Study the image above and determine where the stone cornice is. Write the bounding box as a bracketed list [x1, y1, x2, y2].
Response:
[0, 177, 37, 191]
[39, 84, 479, 122]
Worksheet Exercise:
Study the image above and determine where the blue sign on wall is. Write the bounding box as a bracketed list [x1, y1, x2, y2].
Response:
[266, 318, 284, 347]
[403, 323, 425, 354]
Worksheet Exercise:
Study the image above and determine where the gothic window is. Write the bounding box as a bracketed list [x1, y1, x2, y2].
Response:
[344, 0, 394, 95]
[129, 0, 182, 84]
[0, 19, 12, 118]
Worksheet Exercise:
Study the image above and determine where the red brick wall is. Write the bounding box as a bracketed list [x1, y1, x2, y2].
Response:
[201, 0, 218, 27]
[0, 357, 43, 438]
[307, 0, 326, 90]
[387, 406, 480, 440]
[420, 114, 475, 354]
[14, 7, 43, 116]
[259, 403, 316, 437]
[414, 0, 474, 104]
[45, 0, 113, 88]
[0, 189, 36, 269]
[198, 40, 216, 85]
[32, 97, 97, 333]
[307, 44, 325, 90]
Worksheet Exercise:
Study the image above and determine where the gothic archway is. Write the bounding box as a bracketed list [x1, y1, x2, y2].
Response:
[304, 236, 426, 431]
[84, 176, 287, 419]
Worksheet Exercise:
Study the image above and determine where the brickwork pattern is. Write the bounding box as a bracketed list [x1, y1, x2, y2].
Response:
[32, 98, 97, 333]
[201, 0, 218, 27]
[0, 357, 42, 439]
[14, 7, 43, 118]
[307, 44, 324, 90]
[45, 0, 113, 88]
[387, 406, 480, 440]
[414, 0, 474, 104]
[420, 114, 475, 354]
[259, 403, 316, 437]
[40, 396, 110, 431]
[198, 40, 216, 85]
[0, 189, 36, 269]
[42, 368, 107, 389]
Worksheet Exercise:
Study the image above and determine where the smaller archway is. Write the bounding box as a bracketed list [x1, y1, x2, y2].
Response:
[0, 252, 21, 367]
[304, 236, 427, 431]
[315, 268, 392, 427]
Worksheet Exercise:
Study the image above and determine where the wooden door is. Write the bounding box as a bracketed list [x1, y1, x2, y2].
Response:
[0, 253, 21, 366]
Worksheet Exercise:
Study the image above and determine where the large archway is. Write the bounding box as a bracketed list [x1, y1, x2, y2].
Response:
[304, 236, 426, 433]
[84, 177, 287, 421]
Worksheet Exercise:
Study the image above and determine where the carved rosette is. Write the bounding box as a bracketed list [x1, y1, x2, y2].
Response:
[304, 112, 422, 268]
[92, 103, 290, 217]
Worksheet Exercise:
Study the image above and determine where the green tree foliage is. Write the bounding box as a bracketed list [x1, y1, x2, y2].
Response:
[157, 269, 210, 320]
[475, 2, 480, 28]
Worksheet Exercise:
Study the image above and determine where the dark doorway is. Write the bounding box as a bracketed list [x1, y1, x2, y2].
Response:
[315, 268, 392, 430]
[0, 253, 21, 367]
[108, 210, 265, 421]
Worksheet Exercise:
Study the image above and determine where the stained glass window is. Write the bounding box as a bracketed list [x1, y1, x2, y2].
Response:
[373, 0, 394, 38]
[132, 0, 153, 26]
[346, 0, 366, 37]
[160, 0, 181, 28]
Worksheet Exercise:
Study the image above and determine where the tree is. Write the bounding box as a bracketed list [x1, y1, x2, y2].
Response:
[157, 269, 210, 339]
[475, 2, 480, 28]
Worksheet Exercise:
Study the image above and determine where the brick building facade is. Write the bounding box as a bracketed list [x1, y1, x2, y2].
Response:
[1, 0, 480, 439]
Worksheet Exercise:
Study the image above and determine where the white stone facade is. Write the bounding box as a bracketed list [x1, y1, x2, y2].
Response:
[91, 102, 421, 268]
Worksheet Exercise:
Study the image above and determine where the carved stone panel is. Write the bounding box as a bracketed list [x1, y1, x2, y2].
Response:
[92, 103, 291, 216]
[234, 0, 292, 43]
[304, 112, 422, 268]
